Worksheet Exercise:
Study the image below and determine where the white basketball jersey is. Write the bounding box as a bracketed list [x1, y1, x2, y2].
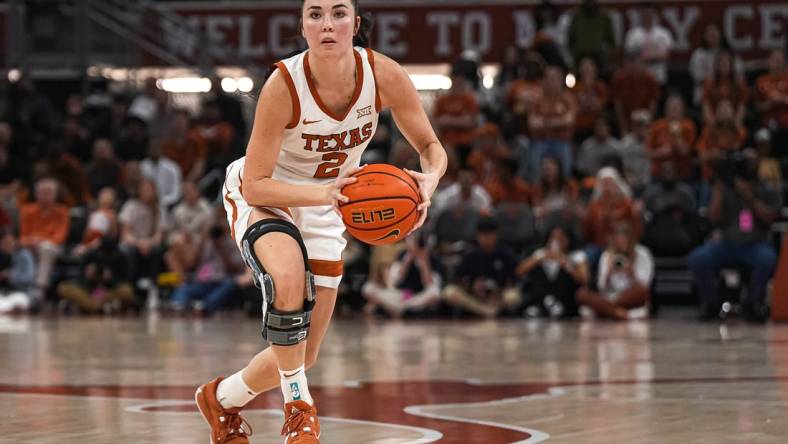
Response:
[227, 47, 381, 186]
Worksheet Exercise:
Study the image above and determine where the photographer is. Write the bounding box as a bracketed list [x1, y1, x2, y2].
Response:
[516, 224, 589, 318]
[443, 217, 519, 318]
[361, 232, 444, 318]
[577, 222, 653, 320]
[687, 148, 781, 322]
[57, 236, 135, 314]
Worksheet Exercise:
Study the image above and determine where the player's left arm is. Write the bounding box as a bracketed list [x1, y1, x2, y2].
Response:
[372, 50, 448, 233]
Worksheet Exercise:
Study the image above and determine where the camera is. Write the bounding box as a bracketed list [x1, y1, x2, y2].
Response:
[714, 150, 756, 186]
[613, 255, 627, 269]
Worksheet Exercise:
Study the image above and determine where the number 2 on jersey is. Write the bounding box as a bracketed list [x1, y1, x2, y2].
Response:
[314, 152, 349, 178]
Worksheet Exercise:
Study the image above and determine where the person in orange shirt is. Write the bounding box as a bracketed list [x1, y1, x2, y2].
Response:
[646, 94, 697, 181]
[482, 157, 531, 206]
[466, 123, 512, 184]
[194, 100, 235, 171]
[756, 49, 788, 156]
[161, 110, 208, 182]
[701, 50, 749, 126]
[19, 178, 70, 293]
[571, 58, 610, 143]
[505, 53, 545, 136]
[529, 65, 577, 181]
[696, 100, 747, 181]
[583, 167, 641, 272]
[612, 51, 660, 134]
[433, 68, 480, 165]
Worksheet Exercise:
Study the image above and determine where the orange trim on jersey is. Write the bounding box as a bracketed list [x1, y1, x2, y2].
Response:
[224, 189, 238, 241]
[365, 48, 382, 112]
[304, 49, 364, 122]
[274, 61, 301, 129]
[309, 259, 344, 277]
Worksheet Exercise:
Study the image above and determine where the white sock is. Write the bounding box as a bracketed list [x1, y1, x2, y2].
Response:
[280, 365, 313, 405]
[217, 370, 258, 409]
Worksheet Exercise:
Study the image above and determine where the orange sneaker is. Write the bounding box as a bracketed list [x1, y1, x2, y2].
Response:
[281, 400, 321, 443]
[195, 377, 253, 444]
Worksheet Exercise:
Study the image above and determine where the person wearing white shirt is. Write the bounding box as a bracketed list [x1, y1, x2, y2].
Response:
[430, 169, 492, 218]
[140, 140, 183, 208]
[625, 8, 673, 85]
[577, 222, 653, 320]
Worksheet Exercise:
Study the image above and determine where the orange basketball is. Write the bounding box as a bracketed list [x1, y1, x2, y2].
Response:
[339, 164, 421, 245]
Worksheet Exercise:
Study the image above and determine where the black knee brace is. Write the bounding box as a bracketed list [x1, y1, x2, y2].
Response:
[240, 219, 316, 346]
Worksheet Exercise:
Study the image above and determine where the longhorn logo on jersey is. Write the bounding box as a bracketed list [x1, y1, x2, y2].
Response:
[301, 122, 373, 153]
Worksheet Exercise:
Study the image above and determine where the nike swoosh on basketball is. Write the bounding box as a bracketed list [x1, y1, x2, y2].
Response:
[372, 229, 400, 242]
[303, 118, 321, 125]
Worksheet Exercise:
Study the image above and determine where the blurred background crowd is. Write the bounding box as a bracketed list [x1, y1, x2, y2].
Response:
[0, 0, 786, 324]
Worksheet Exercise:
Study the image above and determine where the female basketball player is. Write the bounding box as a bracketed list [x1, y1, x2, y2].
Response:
[195, 1, 448, 443]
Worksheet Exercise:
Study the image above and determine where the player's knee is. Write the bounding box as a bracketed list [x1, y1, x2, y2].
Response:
[269, 269, 306, 310]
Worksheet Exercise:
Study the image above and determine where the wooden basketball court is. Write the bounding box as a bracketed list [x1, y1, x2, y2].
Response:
[2, 315, 788, 443]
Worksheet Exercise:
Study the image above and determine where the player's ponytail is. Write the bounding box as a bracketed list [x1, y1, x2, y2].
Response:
[353, 10, 373, 48]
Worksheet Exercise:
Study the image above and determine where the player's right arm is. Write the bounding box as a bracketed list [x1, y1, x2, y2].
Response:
[241, 68, 359, 208]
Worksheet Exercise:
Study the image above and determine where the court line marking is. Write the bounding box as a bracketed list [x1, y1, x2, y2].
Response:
[403, 388, 566, 444]
[125, 400, 444, 443]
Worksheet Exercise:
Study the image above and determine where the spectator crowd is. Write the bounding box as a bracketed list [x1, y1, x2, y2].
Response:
[0, 0, 786, 324]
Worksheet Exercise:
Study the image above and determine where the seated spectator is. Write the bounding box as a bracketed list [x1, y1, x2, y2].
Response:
[361, 233, 443, 318]
[442, 217, 519, 318]
[577, 222, 653, 320]
[755, 49, 788, 157]
[696, 100, 747, 182]
[161, 110, 207, 182]
[0, 228, 36, 314]
[165, 180, 214, 276]
[19, 178, 70, 297]
[516, 224, 588, 318]
[56, 236, 134, 314]
[431, 169, 492, 219]
[754, 129, 782, 191]
[617, 109, 652, 191]
[119, 179, 167, 291]
[467, 123, 511, 184]
[48, 144, 93, 207]
[531, 156, 580, 222]
[575, 118, 620, 179]
[701, 50, 749, 126]
[433, 66, 480, 165]
[646, 94, 697, 182]
[566, 0, 616, 74]
[571, 58, 610, 144]
[528, 65, 577, 181]
[612, 51, 660, 134]
[85, 139, 124, 198]
[687, 148, 781, 322]
[140, 139, 182, 208]
[624, 7, 672, 85]
[169, 214, 244, 315]
[74, 187, 119, 256]
[483, 158, 531, 206]
[642, 162, 699, 256]
[583, 167, 641, 270]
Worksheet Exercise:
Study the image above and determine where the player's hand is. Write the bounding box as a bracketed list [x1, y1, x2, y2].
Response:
[327, 165, 365, 216]
[404, 168, 439, 234]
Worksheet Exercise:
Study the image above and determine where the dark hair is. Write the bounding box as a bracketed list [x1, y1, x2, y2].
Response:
[477, 216, 499, 234]
[301, 0, 373, 48]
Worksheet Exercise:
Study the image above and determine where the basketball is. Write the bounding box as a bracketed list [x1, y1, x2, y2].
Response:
[339, 164, 421, 245]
